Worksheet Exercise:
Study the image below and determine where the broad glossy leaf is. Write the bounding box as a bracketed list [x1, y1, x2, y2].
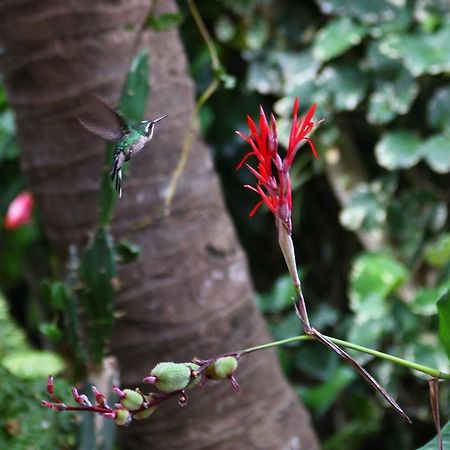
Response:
[257, 274, 296, 313]
[425, 233, 450, 267]
[299, 366, 355, 414]
[269, 313, 301, 341]
[316, 0, 403, 24]
[387, 189, 448, 260]
[277, 49, 320, 92]
[317, 63, 368, 111]
[421, 134, 450, 174]
[412, 288, 445, 316]
[375, 130, 421, 170]
[313, 17, 368, 62]
[246, 16, 269, 50]
[346, 317, 388, 358]
[427, 85, 450, 132]
[367, 69, 418, 125]
[3, 350, 65, 380]
[437, 290, 450, 362]
[417, 420, 450, 450]
[339, 184, 386, 232]
[379, 26, 450, 76]
[247, 53, 283, 95]
[349, 252, 408, 316]
[294, 343, 340, 381]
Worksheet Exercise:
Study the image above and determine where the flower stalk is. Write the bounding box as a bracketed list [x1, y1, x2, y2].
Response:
[237, 98, 412, 422]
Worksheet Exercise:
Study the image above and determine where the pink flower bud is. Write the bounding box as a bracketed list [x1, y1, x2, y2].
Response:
[4, 192, 34, 230]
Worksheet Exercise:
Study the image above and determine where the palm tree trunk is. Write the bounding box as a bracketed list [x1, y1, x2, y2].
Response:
[0, 1, 318, 448]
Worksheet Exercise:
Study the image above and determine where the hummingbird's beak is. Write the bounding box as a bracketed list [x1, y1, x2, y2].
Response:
[152, 114, 168, 124]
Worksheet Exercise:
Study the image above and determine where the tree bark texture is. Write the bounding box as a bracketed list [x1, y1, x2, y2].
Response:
[0, 1, 319, 449]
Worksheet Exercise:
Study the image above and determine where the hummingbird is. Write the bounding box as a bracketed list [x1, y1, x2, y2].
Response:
[78, 95, 168, 198]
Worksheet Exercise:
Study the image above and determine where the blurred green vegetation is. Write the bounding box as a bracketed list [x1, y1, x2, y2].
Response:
[0, 0, 449, 449]
[180, 1, 450, 448]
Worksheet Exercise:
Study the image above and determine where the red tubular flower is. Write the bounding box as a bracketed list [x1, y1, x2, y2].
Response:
[236, 98, 319, 233]
[4, 192, 34, 230]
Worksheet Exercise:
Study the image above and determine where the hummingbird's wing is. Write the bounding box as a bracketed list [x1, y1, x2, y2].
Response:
[78, 95, 129, 142]
[110, 151, 125, 198]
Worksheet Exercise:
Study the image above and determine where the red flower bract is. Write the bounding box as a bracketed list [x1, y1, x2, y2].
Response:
[236, 98, 319, 232]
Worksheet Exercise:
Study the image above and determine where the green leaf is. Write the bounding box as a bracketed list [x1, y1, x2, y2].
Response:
[120, 50, 150, 129]
[379, 26, 450, 76]
[299, 366, 356, 414]
[437, 290, 450, 362]
[147, 12, 183, 31]
[277, 49, 320, 92]
[313, 17, 368, 62]
[246, 16, 270, 50]
[2, 350, 65, 380]
[79, 227, 117, 363]
[367, 69, 418, 125]
[295, 344, 340, 381]
[115, 240, 141, 264]
[39, 323, 63, 342]
[346, 317, 388, 362]
[246, 53, 283, 95]
[412, 288, 444, 316]
[339, 184, 386, 232]
[50, 281, 71, 310]
[349, 252, 408, 317]
[425, 233, 450, 267]
[316, 0, 403, 25]
[421, 134, 450, 174]
[375, 130, 421, 170]
[215, 15, 237, 43]
[317, 63, 368, 111]
[257, 274, 296, 313]
[417, 419, 450, 449]
[427, 85, 450, 132]
[387, 189, 447, 260]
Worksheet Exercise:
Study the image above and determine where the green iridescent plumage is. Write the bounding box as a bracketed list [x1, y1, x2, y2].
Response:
[78, 95, 167, 198]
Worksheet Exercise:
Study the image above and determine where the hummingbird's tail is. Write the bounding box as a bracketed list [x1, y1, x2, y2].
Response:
[110, 152, 125, 198]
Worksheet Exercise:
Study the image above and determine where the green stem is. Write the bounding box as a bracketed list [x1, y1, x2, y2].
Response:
[240, 334, 450, 380]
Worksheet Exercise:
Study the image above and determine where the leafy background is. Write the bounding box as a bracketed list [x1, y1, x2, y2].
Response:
[1, 0, 449, 448]
[180, 0, 450, 449]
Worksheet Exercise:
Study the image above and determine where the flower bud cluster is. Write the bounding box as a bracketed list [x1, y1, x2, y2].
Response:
[42, 376, 156, 427]
[42, 355, 240, 426]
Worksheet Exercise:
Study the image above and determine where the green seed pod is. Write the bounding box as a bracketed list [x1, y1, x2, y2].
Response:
[206, 356, 238, 380]
[114, 408, 132, 426]
[185, 363, 201, 390]
[151, 362, 192, 393]
[133, 406, 157, 420]
[120, 389, 144, 411]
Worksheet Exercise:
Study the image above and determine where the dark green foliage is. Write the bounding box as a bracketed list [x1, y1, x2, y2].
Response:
[0, 367, 76, 450]
[180, 0, 450, 447]
[418, 419, 450, 449]
[79, 227, 116, 363]
[437, 291, 450, 362]
[147, 12, 184, 31]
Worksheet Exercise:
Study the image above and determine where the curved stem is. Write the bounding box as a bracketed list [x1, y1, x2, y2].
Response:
[240, 334, 450, 380]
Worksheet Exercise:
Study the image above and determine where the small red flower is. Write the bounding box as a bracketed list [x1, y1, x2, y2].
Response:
[4, 192, 34, 230]
[236, 98, 319, 232]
